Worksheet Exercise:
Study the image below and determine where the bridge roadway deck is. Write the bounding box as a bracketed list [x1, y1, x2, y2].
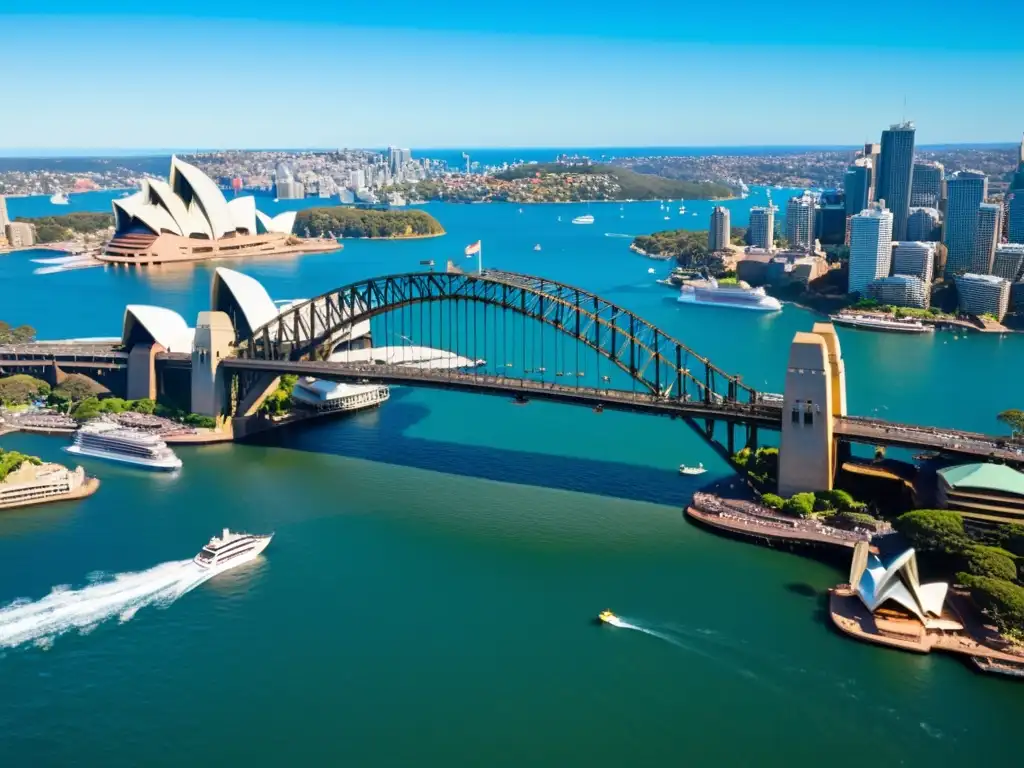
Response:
[835, 416, 1024, 465]
[222, 358, 782, 425]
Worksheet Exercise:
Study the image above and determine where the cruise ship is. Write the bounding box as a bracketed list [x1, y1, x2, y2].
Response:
[194, 528, 273, 573]
[572, 214, 595, 225]
[678, 278, 782, 312]
[829, 313, 933, 334]
[65, 422, 183, 471]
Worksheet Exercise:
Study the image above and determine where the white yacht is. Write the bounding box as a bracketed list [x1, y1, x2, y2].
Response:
[50, 192, 70, 205]
[65, 421, 182, 471]
[679, 463, 706, 475]
[572, 214, 594, 225]
[829, 313, 933, 334]
[194, 528, 273, 573]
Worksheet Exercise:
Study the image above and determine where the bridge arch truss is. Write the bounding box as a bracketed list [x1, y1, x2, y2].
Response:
[235, 270, 759, 405]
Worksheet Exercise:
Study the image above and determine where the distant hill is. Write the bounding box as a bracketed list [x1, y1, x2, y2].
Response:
[493, 163, 734, 200]
[295, 207, 445, 239]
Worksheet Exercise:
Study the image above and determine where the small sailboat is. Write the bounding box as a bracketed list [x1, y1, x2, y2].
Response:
[647, 267, 656, 274]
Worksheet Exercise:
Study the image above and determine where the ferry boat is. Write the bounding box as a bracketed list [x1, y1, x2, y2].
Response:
[829, 313, 933, 334]
[678, 278, 782, 312]
[50, 192, 70, 205]
[572, 214, 594, 225]
[194, 528, 273, 573]
[678, 463, 706, 475]
[65, 421, 182, 471]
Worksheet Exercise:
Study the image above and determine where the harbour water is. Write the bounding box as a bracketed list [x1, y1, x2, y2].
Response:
[1, 193, 1023, 765]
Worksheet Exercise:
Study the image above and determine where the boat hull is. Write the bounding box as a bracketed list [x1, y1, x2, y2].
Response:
[678, 294, 782, 312]
[829, 318, 931, 334]
[194, 534, 273, 573]
[64, 444, 182, 471]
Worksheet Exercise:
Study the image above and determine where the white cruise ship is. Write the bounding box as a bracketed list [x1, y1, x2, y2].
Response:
[65, 422, 182, 471]
[829, 313, 933, 334]
[572, 214, 595, 224]
[678, 278, 782, 312]
[194, 529, 273, 573]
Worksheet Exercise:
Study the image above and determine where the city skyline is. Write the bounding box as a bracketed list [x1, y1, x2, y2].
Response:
[4, 8, 1024, 151]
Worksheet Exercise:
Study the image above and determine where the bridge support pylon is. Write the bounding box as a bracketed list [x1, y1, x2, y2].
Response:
[127, 343, 164, 401]
[191, 311, 235, 422]
[778, 324, 847, 497]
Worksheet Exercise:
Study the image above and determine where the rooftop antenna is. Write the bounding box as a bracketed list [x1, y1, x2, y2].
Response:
[902, 95, 907, 124]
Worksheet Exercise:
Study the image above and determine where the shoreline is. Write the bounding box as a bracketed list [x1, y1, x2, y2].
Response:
[335, 230, 446, 241]
[782, 301, 1021, 335]
[629, 243, 674, 261]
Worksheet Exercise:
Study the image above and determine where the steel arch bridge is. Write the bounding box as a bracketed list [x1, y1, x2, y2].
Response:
[234, 269, 760, 406]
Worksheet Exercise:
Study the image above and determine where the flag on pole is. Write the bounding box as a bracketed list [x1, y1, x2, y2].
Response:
[464, 240, 481, 257]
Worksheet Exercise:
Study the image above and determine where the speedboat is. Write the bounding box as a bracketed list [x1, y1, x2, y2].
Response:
[679, 463, 706, 475]
[572, 214, 594, 225]
[193, 528, 273, 573]
[533, 244, 542, 251]
[597, 610, 619, 625]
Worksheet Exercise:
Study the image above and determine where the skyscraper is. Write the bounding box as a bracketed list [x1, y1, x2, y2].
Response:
[748, 206, 775, 249]
[785, 192, 816, 250]
[863, 143, 880, 202]
[709, 206, 731, 251]
[876, 122, 916, 240]
[848, 203, 893, 295]
[910, 161, 944, 208]
[944, 170, 988, 276]
[1009, 136, 1024, 243]
[893, 241, 935, 284]
[973, 203, 1002, 274]
[907, 207, 941, 242]
[844, 162, 871, 217]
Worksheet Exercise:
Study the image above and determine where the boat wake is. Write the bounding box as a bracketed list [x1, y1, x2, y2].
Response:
[603, 232, 634, 238]
[0, 560, 212, 651]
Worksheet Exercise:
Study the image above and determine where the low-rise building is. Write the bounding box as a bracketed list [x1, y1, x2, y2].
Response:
[955, 273, 1011, 320]
[937, 463, 1024, 528]
[0, 462, 90, 510]
[866, 275, 929, 308]
[5, 221, 34, 248]
[736, 249, 828, 288]
[892, 241, 935, 284]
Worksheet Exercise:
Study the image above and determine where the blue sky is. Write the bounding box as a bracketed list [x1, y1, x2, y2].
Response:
[2, 3, 1022, 150]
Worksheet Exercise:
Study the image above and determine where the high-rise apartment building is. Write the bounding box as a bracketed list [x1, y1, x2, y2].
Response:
[944, 170, 988, 276]
[848, 203, 893, 295]
[955, 273, 1011, 320]
[863, 143, 880, 202]
[910, 160, 944, 208]
[785, 193, 816, 250]
[907, 207, 941, 242]
[709, 206, 731, 251]
[844, 161, 871, 217]
[876, 122, 916, 240]
[1009, 192, 1024, 244]
[991, 244, 1024, 282]
[815, 191, 846, 245]
[748, 206, 775, 249]
[867, 275, 928, 308]
[893, 241, 935, 284]
[973, 203, 1002, 274]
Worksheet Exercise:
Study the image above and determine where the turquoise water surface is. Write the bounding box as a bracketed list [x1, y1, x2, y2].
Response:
[1, 193, 1022, 766]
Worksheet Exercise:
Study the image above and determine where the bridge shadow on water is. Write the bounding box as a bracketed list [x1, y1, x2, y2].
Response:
[246, 389, 718, 508]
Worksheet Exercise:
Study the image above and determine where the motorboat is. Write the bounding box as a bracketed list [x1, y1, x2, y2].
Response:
[533, 244, 542, 251]
[193, 528, 273, 573]
[572, 214, 594, 225]
[647, 267, 656, 274]
[597, 610, 620, 625]
[678, 463, 706, 475]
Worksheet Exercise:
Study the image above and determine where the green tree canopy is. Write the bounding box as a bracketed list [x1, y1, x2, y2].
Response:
[961, 545, 1019, 583]
[52, 374, 105, 403]
[0, 321, 37, 344]
[957, 574, 1024, 634]
[0, 448, 43, 481]
[997, 409, 1024, 439]
[760, 493, 784, 511]
[783, 492, 815, 518]
[294, 207, 445, 239]
[894, 509, 969, 555]
[0, 375, 50, 406]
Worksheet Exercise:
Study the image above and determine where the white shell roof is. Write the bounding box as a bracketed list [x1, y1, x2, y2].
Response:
[212, 267, 280, 336]
[113, 192, 182, 236]
[855, 548, 948, 622]
[121, 305, 195, 353]
[169, 155, 234, 238]
[255, 210, 297, 235]
[226, 196, 257, 235]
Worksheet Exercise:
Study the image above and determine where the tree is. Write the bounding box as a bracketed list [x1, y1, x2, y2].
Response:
[997, 409, 1024, 439]
[996, 523, 1024, 558]
[0, 321, 37, 344]
[131, 398, 156, 414]
[958, 574, 1024, 634]
[815, 489, 858, 512]
[71, 396, 102, 422]
[53, 373, 104, 403]
[761, 493, 784, 510]
[894, 509, 969, 555]
[962, 545, 1018, 583]
[0, 374, 50, 406]
[783, 492, 815, 517]
[98, 397, 129, 414]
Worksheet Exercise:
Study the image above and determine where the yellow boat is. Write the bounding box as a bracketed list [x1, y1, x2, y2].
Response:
[597, 610, 618, 625]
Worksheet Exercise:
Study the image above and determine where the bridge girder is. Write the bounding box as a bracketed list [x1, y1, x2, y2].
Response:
[235, 270, 759, 405]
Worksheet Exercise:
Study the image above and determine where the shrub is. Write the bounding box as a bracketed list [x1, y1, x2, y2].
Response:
[962, 545, 1018, 583]
[815, 489, 857, 512]
[53, 373, 104, 403]
[761, 493, 784, 511]
[732, 447, 752, 468]
[0, 374, 50, 406]
[130, 398, 156, 414]
[894, 509, 969, 555]
[996, 523, 1024, 558]
[98, 397, 129, 414]
[71, 396, 102, 422]
[783, 492, 815, 517]
[958, 574, 1024, 634]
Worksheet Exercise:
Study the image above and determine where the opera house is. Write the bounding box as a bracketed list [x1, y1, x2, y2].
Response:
[99, 156, 339, 265]
[848, 541, 954, 629]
